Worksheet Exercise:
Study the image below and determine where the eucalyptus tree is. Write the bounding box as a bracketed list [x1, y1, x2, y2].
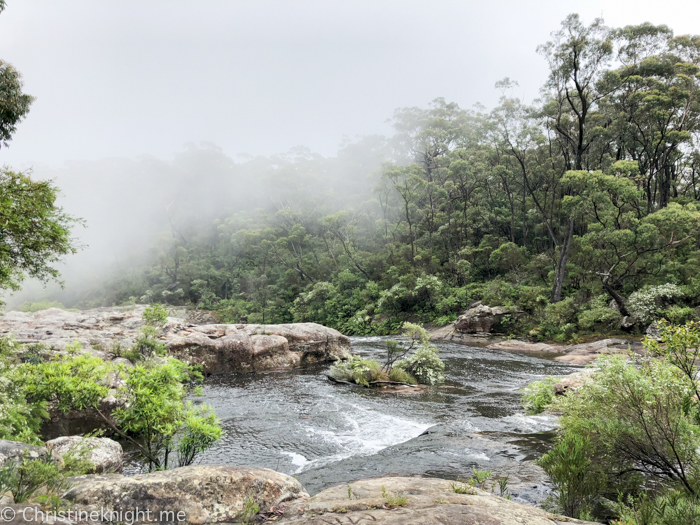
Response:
[537, 14, 622, 302]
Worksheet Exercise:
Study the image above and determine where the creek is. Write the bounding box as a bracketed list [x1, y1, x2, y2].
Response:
[188, 336, 579, 503]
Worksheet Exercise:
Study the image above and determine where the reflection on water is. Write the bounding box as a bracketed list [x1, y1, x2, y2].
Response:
[179, 337, 579, 501]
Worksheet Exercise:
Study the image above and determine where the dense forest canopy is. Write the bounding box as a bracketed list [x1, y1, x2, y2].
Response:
[23, 14, 700, 340]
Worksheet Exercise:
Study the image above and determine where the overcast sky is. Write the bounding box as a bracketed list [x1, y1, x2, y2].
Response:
[1, 0, 700, 168]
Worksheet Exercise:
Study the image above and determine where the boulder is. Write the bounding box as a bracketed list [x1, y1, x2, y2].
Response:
[46, 436, 123, 474]
[0, 440, 58, 468]
[167, 323, 351, 374]
[275, 476, 596, 525]
[553, 370, 595, 396]
[646, 321, 663, 341]
[63, 465, 308, 524]
[454, 305, 516, 334]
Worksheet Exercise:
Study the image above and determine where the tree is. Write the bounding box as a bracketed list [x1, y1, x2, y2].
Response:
[0, 170, 81, 296]
[0, 61, 33, 148]
[0, 4, 79, 299]
[538, 14, 619, 302]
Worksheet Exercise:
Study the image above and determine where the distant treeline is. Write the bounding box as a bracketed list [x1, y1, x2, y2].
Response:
[71, 15, 700, 341]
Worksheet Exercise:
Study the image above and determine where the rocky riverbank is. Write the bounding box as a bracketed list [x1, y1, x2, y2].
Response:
[1, 460, 597, 525]
[430, 303, 645, 365]
[0, 306, 351, 374]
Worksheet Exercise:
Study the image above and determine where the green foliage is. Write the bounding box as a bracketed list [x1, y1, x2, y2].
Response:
[538, 433, 602, 519]
[470, 468, 493, 490]
[133, 325, 167, 358]
[393, 345, 445, 385]
[0, 59, 34, 148]
[329, 324, 443, 386]
[114, 357, 218, 471]
[627, 284, 685, 323]
[12, 349, 220, 472]
[391, 323, 445, 385]
[388, 368, 417, 385]
[176, 401, 224, 467]
[578, 306, 622, 330]
[143, 303, 168, 328]
[450, 480, 476, 495]
[0, 336, 45, 443]
[521, 377, 557, 414]
[613, 492, 700, 525]
[19, 300, 66, 312]
[329, 356, 387, 387]
[0, 452, 67, 504]
[660, 306, 697, 325]
[539, 322, 700, 519]
[238, 497, 260, 524]
[0, 170, 80, 299]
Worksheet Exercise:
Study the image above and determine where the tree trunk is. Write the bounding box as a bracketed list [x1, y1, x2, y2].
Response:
[601, 279, 629, 316]
[551, 218, 574, 303]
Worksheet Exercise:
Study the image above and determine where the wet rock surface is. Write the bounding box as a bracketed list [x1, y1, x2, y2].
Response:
[277, 477, 596, 525]
[0, 306, 351, 374]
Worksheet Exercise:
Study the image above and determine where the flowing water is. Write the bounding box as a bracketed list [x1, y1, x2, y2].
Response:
[191, 337, 579, 502]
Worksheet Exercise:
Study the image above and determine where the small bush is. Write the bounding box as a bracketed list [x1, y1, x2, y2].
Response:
[627, 284, 685, 323]
[660, 306, 696, 325]
[0, 452, 65, 503]
[522, 377, 558, 414]
[133, 325, 167, 358]
[393, 346, 445, 385]
[450, 480, 476, 495]
[538, 433, 602, 519]
[239, 496, 260, 524]
[329, 356, 388, 386]
[578, 306, 621, 330]
[388, 368, 417, 384]
[143, 303, 168, 328]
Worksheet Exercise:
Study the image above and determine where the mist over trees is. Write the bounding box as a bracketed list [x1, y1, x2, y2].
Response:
[14, 14, 700, 341]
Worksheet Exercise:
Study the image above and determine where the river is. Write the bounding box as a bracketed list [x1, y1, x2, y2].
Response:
[186, 336, 579, 503]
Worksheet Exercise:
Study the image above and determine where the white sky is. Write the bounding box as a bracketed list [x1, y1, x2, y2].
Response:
[1, 0, 700, 168]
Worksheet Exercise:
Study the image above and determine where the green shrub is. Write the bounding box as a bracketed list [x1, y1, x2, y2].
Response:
[613, 492, 700, 525]
[143, 303, 168, 327]
[393, 346, 445, 385]
[239, 497, 260, 524]
[0, 336, 45, 443]
[660, 306, 696, 325]
[538, 323, 700, 520]
[330, 323, 444, 386]
[521, 377, 557, 414]
[538, 432, 602, 520]
[627, 284, 685, 323]
[481, 279, 518, 307]
[578, 306, 621, 330]
[329, 356, 388, 386]
[133, 325, 166, 358]
[0, 452, 65, 503]
[15, 352, 220, 472]
[388, 368, 417, 384]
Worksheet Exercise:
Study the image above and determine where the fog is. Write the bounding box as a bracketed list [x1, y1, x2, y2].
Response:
[1, 0, 699, 307]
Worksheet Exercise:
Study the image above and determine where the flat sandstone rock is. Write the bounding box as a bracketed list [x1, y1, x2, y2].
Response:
[275, 476, 597, 525]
